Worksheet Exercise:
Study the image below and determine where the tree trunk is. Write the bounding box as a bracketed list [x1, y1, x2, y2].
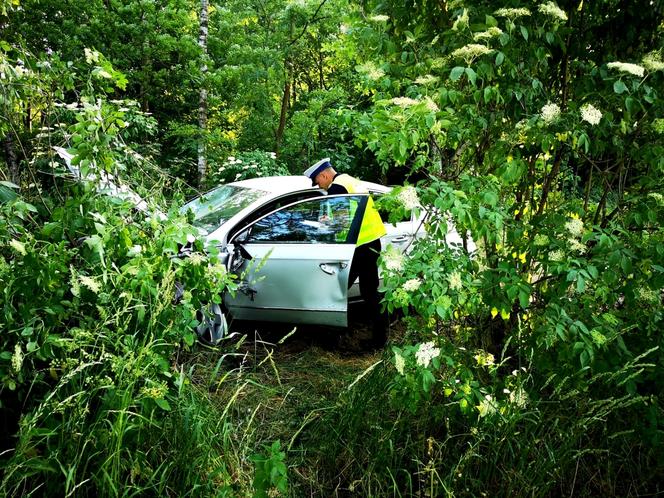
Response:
[275, 75, 291, 157]
[197, 0, 209, 185]
[3, 133, 20, 184]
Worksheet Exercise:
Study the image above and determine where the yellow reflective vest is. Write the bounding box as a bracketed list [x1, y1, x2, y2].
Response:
[331, 174, 387, 246]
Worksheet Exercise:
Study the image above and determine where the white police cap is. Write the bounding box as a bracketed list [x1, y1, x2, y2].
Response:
[302, 157, 331, 182]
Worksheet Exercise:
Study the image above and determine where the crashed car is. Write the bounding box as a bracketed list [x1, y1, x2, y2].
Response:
[53, 146, 470, 345]
[181, 175, 436, 344]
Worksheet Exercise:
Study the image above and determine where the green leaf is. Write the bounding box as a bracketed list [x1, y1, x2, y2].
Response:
[450, 66, 465, 81]
[155, 398, 172, 411]
[613, 80, 628, 94]
[0, 180, 20, 189]
[625, 96, 637, 114]
[495, 51, 504, 66]
[520, 25, 529, 41]
[465, 67, 477, 86]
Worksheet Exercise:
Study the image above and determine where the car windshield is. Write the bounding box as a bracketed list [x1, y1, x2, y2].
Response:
[183, 185, 268, 233]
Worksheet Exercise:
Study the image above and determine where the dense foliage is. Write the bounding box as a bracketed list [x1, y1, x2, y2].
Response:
[1, 0, 663, 495]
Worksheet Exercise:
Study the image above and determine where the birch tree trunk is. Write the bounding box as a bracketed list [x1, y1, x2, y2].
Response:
[197, 0, 209, 185]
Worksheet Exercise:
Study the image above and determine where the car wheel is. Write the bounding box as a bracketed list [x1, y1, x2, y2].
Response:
[196, 302, 228, 346]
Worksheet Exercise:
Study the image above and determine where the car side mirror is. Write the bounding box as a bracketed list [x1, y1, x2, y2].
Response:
[234, 227, 251, 243]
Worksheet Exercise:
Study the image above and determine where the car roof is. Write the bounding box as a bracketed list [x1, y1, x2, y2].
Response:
[231, 175, 315, 194]
[228, 175, 390, 194]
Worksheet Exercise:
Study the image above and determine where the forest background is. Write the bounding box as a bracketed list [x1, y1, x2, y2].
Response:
[1, 0, 663, 496]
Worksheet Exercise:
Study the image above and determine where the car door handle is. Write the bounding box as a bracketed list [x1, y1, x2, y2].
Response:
[391, 235, 410, 243]
[319, 262, 348, 275]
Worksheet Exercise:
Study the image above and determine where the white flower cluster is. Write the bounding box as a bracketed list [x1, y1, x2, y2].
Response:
[494, 7, 531, 19]
[473, 26, 503, 41]
[358, 62, 385, 80]
[534, 234, 550, 246]
[391, 96, 419, 108]
[643, 51, 664, 72]
[11, 343, 23, 372]
[477, 394, 497, 417]
[403, 278, 422, 292]
[415, 74, 438, 85]
[397, 186, 421, 210]
[538, 1, 567, 22]
[648, 192, 664, 205]
[79, 275, 101, 294]
[394, 351, 406, 375]
[415, 341, 441, 368]
[607, 61, 645, 78]
[451, 44, 493, 64]
[508, 387, 529, 407]
[369, 14, 389, 22]
[383, 248, 405, 272]
[549, 249, 565, 262]
[423, 97, 440, 113]
[540, 103, 561, 124]
[564, 218, 584, 238]
[568, 238, 586, 254]
[580, 104, 602, 125]
[9, 239, 26, 256]
[448, 271, 463, 291]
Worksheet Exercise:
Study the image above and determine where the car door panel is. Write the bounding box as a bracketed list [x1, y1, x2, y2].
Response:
[225, 195, 367, 327]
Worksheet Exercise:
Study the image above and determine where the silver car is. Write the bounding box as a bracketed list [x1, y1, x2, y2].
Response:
[182, 176, 426, 344]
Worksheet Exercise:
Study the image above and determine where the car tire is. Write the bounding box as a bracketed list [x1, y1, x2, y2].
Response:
[196, 302, 229, 346]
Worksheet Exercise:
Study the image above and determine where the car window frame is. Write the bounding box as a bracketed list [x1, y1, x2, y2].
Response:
[226, 189, 326, 242]
[230, 193, 369, 246]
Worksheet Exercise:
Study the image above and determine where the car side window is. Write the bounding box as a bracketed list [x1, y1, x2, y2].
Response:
[244, 196, 365, 244]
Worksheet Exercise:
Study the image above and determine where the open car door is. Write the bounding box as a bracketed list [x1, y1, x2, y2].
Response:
[225, 194, 368, 327]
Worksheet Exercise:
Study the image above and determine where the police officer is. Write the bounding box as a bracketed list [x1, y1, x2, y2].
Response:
[303, 158, 388, 348]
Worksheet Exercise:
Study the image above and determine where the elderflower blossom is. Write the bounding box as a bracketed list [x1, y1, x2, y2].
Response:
[187, 253, 206, 266]
[494, 7, 531, 20]
[391, 96, 419, 108]
[509, 387, 529, 407]
[568, 238, 586, 254]
[648, 192, 664, 205]
[473, 26, 503, 41]
[580, 104, 602, 125]
[540, 103, 561, 124]
[477, 394, 497, 417]
[403, 278, 422, 292]
[358, 62, 385, 81]
[79, 275, 101, 294]
[9, 239, 26, 256]
[369, 14, 389, 22]
[549, 249, 565, 262]
[534, 234, 550, 246]
[11, 343, 23, 372]
[448, 271, 463, 291]
[636, 287, 659, 303]
[564, 217, 584, 238]
[397, 186, 421, 210]
[643, 51, 664, 72]
[538, 1, 567, 22]
[423, 97, 440, 113]
[451, 44, 493, 64]
[415, 341, 440, 368]
[383, 248, 405, 272]
[607, 61, 645, 78]
[394, 351, 406, 375]
[415, 74, 438, 85]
